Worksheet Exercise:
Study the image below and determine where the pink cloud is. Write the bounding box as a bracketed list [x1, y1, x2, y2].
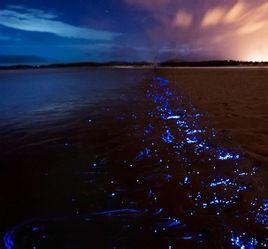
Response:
[173, 10, 193, 28]
[223, 1, 247, 23]
[201, 7, 227, 27]
[124, 0, 268, 61]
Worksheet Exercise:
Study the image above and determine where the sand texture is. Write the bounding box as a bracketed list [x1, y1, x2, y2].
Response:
[159, 68, 268, 176]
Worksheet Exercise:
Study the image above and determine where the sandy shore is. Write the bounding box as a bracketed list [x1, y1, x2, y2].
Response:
[159, 68, 268, 177]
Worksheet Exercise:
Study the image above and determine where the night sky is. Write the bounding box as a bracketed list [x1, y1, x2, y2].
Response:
[0, 0, 267, 65]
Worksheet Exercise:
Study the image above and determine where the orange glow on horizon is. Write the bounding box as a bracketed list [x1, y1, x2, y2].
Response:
[245, 53, 268, 62]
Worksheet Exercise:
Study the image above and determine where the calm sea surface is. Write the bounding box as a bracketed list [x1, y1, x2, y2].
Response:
[0, 68, 151, 125]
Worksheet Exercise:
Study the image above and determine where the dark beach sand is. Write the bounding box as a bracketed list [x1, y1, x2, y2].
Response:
[160, 67, 268, 171]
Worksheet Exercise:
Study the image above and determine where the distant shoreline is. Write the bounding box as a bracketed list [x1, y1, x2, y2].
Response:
[0, 60, 268, 71]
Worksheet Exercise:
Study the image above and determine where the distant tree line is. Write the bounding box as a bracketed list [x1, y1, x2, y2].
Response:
[0, 60, 267, 70]
[158, 60, 268, 67]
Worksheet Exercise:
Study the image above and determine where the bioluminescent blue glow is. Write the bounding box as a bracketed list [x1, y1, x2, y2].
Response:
[3, 76, 267, 249]
[141, 76, 267, 247]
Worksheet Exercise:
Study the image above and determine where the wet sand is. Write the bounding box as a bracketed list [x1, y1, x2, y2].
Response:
[160, 67, 268, 173]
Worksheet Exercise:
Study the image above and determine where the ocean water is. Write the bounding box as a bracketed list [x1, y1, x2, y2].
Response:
[0, 68, 266, 248]
[0, 68, 152, 125]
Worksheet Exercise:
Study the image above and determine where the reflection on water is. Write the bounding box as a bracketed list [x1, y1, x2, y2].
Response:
[0, 68, 151, 125]
[0, 71, 267, 248]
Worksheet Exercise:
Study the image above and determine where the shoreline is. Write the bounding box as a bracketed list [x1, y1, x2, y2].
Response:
[1, 65, 268, 72]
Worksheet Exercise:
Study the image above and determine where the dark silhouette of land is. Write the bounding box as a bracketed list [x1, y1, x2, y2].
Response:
[0, 60, 268, 70]
[159, 60, 268, 67]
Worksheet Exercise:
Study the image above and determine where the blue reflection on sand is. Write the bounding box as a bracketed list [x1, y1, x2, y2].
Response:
[141, 76, 267, 248]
